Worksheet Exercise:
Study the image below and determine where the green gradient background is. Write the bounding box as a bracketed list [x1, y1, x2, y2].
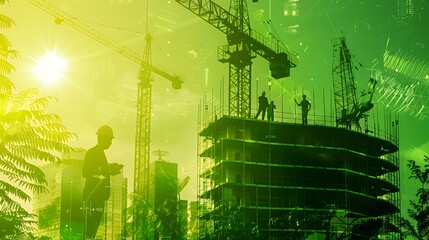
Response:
[3, 0, 428, 219]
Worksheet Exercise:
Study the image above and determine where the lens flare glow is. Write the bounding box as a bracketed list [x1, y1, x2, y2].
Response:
[33, 51, 68, 85]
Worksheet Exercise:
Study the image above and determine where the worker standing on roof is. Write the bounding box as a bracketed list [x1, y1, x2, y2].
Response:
[255, 91, 269, 120]
[295, 94, 311, 125]
[267, 100, 276, 121]
[82, 125, 122, 240]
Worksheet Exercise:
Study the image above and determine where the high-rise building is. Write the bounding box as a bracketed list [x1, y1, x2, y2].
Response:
[197, 116, 399, 239]
[148, 160, 178, 239]
[187, 201, 198, 240]
[33, 150, 127, 240]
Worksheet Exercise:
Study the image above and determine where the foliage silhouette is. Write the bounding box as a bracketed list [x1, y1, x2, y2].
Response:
[0, 1, 76, 238]
[400, 156, 429, 239]
[128, 174, 190, 239]
[37, 198, 60, 230]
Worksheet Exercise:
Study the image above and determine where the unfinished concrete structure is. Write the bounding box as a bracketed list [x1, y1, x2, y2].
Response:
[197, 115, 399, 239]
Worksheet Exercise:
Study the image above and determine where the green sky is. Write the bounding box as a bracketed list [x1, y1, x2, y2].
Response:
[2, 0, 428, 215]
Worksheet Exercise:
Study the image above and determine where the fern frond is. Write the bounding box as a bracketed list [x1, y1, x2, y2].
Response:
[0, 179, 34, 203]
[0, 189, 31, 212]
[0, 13, 15, 29]
[0, 147, 48, 185]
[0, 73, 15, 93]
[28, 97, 55, 111]
[0, 58, 15, 75]
[9, 88, 40, 112]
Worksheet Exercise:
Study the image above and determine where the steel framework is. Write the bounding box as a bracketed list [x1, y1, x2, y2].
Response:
[176, 0, 297, 117]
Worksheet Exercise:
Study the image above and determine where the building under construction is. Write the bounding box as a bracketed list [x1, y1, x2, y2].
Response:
[197, 111, 400, 239]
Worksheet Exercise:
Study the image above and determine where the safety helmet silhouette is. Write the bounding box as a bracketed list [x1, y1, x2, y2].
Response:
[96, 125, 114, 138]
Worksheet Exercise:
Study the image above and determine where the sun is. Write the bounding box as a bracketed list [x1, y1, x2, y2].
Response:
[33, 51, 68, 85]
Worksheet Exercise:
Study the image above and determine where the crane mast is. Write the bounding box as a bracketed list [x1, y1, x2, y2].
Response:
[134, 34, 152, 240]
[176, 0, 298, 237]
[225, 0, 252, 117]
[176, 0, 298, 118]
[25, 1, 183, 239]
[332, 36, 377, 130]
[332, 36, 358, 128]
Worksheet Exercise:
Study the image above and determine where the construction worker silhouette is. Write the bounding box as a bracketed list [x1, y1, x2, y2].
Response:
[82, 125, 121, 239]
[267, 101, 276, 121]
[255, 91, 269, 120]
[295, 94, 311, 125]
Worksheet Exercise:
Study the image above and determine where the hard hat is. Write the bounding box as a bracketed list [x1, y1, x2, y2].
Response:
[96, 125, 114, 138]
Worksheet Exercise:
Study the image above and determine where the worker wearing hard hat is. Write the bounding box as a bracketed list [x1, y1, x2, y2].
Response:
[82, 125, 119, 239]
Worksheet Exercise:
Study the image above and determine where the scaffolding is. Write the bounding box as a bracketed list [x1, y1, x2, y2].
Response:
[197, 104, 400, 239]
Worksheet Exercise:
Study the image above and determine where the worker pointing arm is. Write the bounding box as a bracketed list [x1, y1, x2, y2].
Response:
[295, 94, 311, 125]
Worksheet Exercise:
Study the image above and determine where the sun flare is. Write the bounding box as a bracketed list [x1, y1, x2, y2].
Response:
[33, 51, 68, 85]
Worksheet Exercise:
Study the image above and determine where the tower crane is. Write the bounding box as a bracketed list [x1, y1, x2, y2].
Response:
[332, 36, 377, 131]
[26, 1, 183, 238]
[175, 0, 298, 118]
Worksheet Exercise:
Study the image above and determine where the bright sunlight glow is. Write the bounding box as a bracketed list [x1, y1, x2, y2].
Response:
[33, 51, 68, 85]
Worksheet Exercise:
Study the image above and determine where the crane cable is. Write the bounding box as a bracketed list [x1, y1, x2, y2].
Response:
[76, 17, 145, 35]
